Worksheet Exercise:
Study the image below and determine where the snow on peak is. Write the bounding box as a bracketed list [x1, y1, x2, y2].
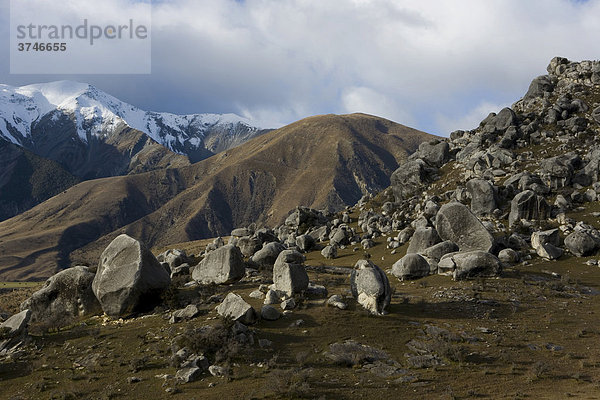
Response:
[18, 81, 91, 107]
[0, 80, 262, 152]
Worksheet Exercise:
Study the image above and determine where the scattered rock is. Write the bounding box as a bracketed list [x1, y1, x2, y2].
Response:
[327, 295, 347, 310]
[466, 179, 497, 216]
[250, 242, 286, 270]
[498, 248, 520, 264]
[0, 309, 31, 338]
[440, 251, 502, 280]
[260, 305, 282, 321]
[321, 245, 338, 259]
[508, 190, 549, 227]
[170, 304, 201, 323]
[565, 230, 599, 257]
[407, 227, 441, 254]
[281, 298, 296, 310]
[216, 293, 257, 325]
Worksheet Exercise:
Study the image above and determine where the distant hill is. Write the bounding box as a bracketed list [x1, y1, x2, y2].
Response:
[0, 113, 435, 280]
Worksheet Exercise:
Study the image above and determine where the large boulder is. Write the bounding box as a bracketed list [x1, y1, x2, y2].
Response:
[439, 251, 502, 280]
[523, 75, 555, 100]
[296, 234, 316, 252]
[508, 190, 550, 227]
[236, 236, 262, 258]
[483, 107, 517, 134]
[531, 229, 563, 260]
[435, 202, 494, 252]
[21, 266, 101, 328]
[390, 159, 437, 202]
[192, 244, 245, 285]
[249, 242, 286, 269]
[407, 227, 441, 254]
[466, 179, 497, 216]
[157, 249, 189, 271]
[539, 154, 579, 190]
[92, 234, 171, 317]
[272, 250, 309, 296]
[350, 260, 391, 315]
[564, 230, 600, 257]
[414, 141, 450, 168]
[391, 253, 430, 280]
[216, 293, 257, 325]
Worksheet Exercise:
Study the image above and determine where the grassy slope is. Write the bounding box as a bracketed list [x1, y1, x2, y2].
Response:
[3, 207, 600, 398]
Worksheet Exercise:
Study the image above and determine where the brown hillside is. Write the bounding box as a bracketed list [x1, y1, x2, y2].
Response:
[0, 113, 436, 280]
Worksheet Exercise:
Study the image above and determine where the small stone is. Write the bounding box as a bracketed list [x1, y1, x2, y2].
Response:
[281, 298, 296, 310]
[260, 305, 282, 321]
[209, 365, 227, 377]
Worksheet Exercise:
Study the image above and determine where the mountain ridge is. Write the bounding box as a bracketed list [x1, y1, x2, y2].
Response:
[0, 113, 435, 280]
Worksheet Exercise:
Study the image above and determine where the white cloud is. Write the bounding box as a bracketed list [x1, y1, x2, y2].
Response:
[2, 0, 600, 135]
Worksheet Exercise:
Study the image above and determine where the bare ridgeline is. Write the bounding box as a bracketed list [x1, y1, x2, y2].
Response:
[2, 57, 600, 398]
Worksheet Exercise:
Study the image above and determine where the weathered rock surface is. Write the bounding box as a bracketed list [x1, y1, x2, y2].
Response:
[439, 251, 502, 280]
[92, 234, 171, 317]
[508, 190, 549, 227]
[466, 179, 497, 216]
[0, 310, 31, 338]
[435, 202, 494, 252]
[260, 305, 282, 321]
[21, 266, 101, 327]
[407, 227, 441, 254]
[565, 230, 600, 257]
[321, 245, 338, 259]
[192, 244, 245, 285]
[216, 293, 257, 325]
[250, 242, 286, 269]
[272, 250, 309, 296]
[391, 253, 430, 280]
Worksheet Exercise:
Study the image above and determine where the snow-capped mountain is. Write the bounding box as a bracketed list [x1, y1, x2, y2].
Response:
[0, 81, 266, 169]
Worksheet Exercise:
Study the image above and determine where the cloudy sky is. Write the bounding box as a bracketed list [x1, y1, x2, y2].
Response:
[1, 0, 599, 135]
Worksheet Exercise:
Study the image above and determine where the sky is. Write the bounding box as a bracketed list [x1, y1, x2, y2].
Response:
[1, 0, 599, 136]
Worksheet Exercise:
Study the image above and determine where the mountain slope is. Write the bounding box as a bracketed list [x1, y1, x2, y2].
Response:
[0, 113, 435, 280]
[0, 139, 80, 221]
